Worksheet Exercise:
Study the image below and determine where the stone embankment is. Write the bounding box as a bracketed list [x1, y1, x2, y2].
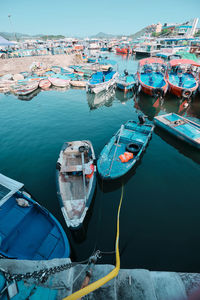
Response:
[1, 258, 200, 299]
[0, 53, 83, 76]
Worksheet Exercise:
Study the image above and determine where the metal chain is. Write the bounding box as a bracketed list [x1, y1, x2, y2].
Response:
[0, 250, 102, 284]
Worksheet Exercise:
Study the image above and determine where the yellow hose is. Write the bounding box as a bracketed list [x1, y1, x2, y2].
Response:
[63, 184, 124, 300]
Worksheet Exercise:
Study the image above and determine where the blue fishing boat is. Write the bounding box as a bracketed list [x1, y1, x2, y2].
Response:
[101, 47, 108, 51]
[87, 56, 97, 63]
[137, 58, 168, 98]
[97, 117, 154, 180]
[86, 68, 118, 94]
[167, 59, 200, 99]
[116, 70, 136, 92]
[154, 113, 200, 149]
[56, 140, 96, 229]
[0, 173, 70, 260]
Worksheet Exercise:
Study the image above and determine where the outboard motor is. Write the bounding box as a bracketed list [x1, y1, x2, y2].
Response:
[124, 69, 129, 76]
[138, 114, 145, 125]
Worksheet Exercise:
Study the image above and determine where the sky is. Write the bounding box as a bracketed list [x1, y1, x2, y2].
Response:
[0, 0, 199, 37]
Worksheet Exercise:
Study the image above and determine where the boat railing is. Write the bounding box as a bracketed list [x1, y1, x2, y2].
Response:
[81, 152, 87, 202]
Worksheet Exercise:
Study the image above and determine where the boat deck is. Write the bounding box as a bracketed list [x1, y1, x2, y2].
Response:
[168, 72, 196, 88]
[0, 195, 67, 259]
[140, 72, 166, 88]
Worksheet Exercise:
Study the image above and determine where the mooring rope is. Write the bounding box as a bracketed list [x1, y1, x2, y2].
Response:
[63, 183, 124, 300]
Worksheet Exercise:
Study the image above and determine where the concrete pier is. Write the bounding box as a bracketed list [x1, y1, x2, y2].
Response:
[1, 259, 200, 299]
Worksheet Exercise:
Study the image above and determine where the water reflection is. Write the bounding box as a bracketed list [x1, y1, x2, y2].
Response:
[155, 127, 200, 165]
[51, 86, 70, 93]
[87, 87, 115, 110]
[133, 92, 200, 121]
[133, 93, 162, 120]
[115, 89, 134, 104]
[17, 88, 41, 101]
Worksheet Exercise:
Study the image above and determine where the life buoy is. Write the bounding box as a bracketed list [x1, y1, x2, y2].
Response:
[182, 89, 192, 99]
[126, 143, 140, 154]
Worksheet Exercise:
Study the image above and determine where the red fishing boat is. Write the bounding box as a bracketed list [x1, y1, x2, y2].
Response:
[167, 59, 200, 99]
[137, 58, 168, 99]
[116, 46, 131, 55]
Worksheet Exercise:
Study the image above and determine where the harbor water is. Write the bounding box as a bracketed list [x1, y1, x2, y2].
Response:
[0, 53, 200, 272]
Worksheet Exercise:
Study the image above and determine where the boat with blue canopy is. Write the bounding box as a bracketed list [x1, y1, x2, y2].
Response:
[97, 117, 154, 180]
[137, 58, 168, 99]
[154, 113, 200, 149]
[0, 173, 70, 260]
[167, 59, 200, 99]
[116, 70, 137, 92]
[86, 68, 118, 94]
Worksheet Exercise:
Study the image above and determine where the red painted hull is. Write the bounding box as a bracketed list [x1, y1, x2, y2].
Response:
[167, 74, 198, 98]
[137, 72, 168, 96]
[116, 48, 131, 54]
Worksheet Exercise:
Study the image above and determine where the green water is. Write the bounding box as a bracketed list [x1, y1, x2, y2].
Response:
[0, 53, 200, 272]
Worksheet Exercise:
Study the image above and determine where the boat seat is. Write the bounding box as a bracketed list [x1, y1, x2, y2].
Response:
[33, 227, 60, 260]
[61, 164, 83, 173]
[0, 203, 32, 237]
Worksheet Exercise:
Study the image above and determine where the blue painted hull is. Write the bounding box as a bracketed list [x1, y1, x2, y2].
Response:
[97, 120, 154, 180]
[0, 187, 70, 260]
[117, 74, 136, 92]
[117, 82, 135, 91]
[154, 113, 200, 149]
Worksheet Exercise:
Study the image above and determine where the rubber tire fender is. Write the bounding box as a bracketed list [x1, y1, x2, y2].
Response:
[126, 143, 140, 154]
[182, 89, 192, 99]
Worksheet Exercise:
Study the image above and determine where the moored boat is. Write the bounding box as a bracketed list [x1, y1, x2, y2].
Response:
[116, 46, 131, 55]
[116, 70, 137, 92]
[137, 58, 168, 98]
[0, 173, 70, 259]
[86, 68, 118, 94]
[154, 113, 200, 149]
[48, 76, 70, 87]
[39, 78, 51, 89]
[70, 79, 86, 87]
[10, 81, 39, 96]
[97, 117, 154, 180]
[167, 59, 200, 99]
[56, 141, 96, 229]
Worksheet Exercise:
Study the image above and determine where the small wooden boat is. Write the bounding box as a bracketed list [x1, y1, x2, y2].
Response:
[0, 173, 70, 259]
[154, 113, 200, 149]
[137, 58, 168, 98]
[97, 117, 154, 180]
[167, 59, 200, 99]
[70, 79, 86, 87]
[56, 141, 96, 229]
[116, 71, 136, 92]
[10, 81, 39, 96]
[86, 68, 118, 94]
[39, 78, 51, 89]
[48, 77, 70, 87]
